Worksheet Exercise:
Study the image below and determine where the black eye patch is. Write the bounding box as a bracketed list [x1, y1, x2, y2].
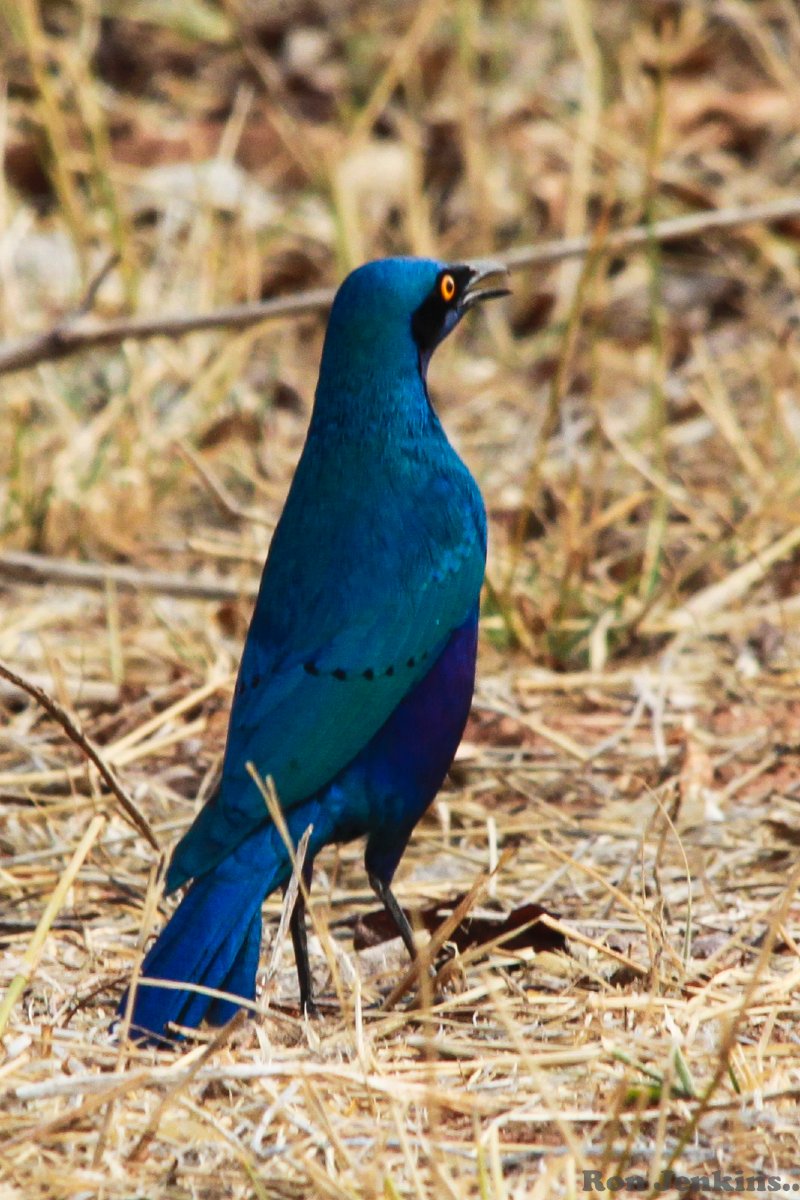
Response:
[411, 266, 473, 352]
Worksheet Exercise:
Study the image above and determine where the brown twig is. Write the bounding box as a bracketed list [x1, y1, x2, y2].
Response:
[0, 548, 259, 602]
[0, 287, 334, 377]
[0, 659, 158, 849]
[501, 194, 800, 269]
[1, 197, 799, 377]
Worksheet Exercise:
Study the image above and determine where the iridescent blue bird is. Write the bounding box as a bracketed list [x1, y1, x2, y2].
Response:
[124, 256, 508, 1039]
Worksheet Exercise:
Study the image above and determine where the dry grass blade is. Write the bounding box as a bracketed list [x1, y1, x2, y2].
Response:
[0, 813, 105, 1036]
[265, 824, 313, 984]
[536, 914, 647, 977]
[174, 440, 274, 528]
[650, 523, 800, 630]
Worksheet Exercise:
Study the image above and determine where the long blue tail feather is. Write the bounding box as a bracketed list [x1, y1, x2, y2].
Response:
[120, 799, 333, 1040]
[205, 912, 262, 1026]
[123, 867, 267, 1039]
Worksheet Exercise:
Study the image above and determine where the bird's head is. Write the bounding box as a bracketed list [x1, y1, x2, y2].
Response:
[315, 257, 509, 419]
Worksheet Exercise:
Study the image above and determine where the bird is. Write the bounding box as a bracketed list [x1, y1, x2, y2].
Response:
[122, 255, 509, 1040]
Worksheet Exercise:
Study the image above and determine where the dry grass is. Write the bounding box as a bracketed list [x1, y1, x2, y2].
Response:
[3, 0, 800, 1195]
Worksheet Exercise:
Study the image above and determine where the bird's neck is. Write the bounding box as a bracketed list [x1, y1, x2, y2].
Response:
[311, 357, 440, 443]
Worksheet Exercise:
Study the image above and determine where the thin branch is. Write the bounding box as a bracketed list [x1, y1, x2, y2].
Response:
[504, 196, 800, 270]
[0, 288, 334, 377]
[0, 659, 158, 849]
[0, 549, 260, 602]
[1, 196, 799, 377]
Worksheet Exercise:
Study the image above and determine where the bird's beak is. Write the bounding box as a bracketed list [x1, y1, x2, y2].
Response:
[459, 260, 511, 310]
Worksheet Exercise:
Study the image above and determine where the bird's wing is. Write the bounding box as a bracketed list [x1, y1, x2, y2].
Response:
[167, 450, 485, 887]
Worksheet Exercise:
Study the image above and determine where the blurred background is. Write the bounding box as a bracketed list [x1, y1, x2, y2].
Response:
[3, 2, 800, 1195]
[3, 0, 800, 644]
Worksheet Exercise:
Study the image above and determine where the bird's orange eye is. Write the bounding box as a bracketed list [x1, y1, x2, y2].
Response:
[440, 273, 456, 303]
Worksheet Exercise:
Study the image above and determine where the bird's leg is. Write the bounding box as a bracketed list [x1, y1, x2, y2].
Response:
[286, 860, 317, 1016]
[368, 872, 417, 961]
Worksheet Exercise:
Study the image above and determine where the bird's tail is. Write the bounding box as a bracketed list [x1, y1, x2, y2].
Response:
[120, 861, 270, 1041]
[119, 795, 336, 1041]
